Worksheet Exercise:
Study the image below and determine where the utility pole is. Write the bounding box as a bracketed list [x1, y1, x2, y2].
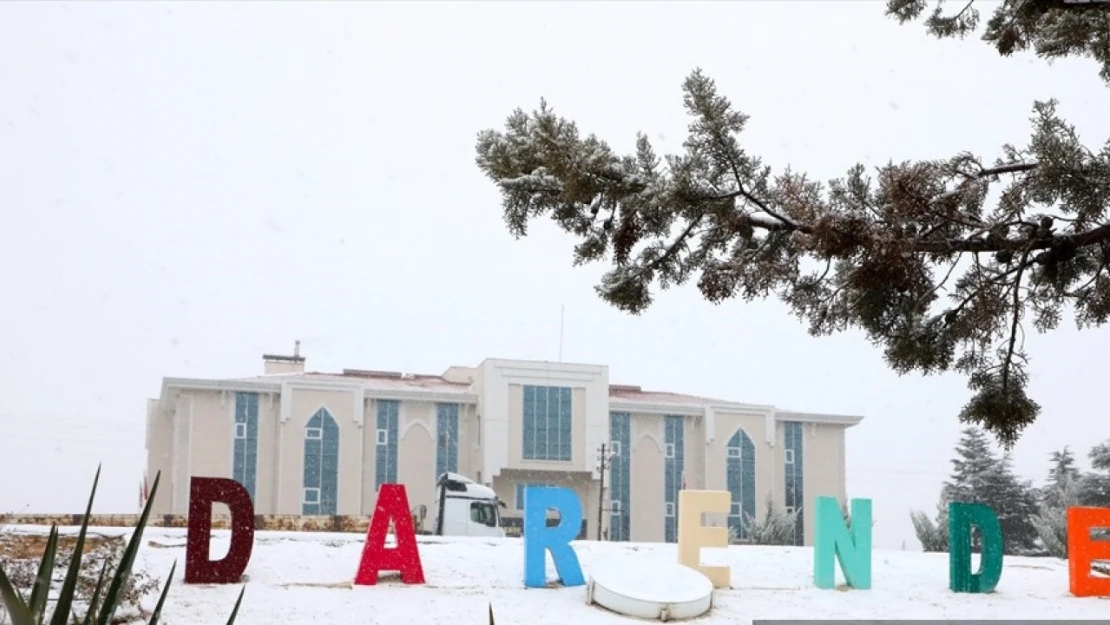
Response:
[596, 442, 608, 541]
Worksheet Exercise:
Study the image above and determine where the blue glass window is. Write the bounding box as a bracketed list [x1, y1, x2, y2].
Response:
[302, 407, 339, 515]
[608, 412, 631, 541]
[232, 392, 259, 504]
[783, 421, 805, 546]
[664, 415, 685, 543]
[726, 428, 757, 540]
[436, 403, 459, 476]
[375, 400, 399, 489]
[522, 385, 572, 461]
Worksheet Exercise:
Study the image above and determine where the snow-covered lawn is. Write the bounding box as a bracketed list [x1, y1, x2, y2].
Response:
[5, 526, 1109, 624]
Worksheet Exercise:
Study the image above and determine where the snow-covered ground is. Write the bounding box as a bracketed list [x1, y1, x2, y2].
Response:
[5, 526, 1109, 624]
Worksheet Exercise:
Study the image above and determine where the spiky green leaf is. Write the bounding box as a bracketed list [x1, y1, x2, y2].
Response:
[29, 525, 59, 624]
[95, 471, 160, 625]
[49, 465, 101, 625]
[224, 586, 245, 625]
[0, 564, 35, 625]
[145, 560, 175, 625]
[80, 560, 110, 625]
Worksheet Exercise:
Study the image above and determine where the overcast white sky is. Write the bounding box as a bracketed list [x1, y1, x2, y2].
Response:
[1, 1, 1107, 551]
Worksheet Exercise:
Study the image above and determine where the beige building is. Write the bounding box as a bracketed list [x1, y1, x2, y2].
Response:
[145, 346, 863, 545]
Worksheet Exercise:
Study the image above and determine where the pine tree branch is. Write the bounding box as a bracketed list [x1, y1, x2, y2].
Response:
[1053, 0, 1110, 11]
[1001, 249, 1031, 392]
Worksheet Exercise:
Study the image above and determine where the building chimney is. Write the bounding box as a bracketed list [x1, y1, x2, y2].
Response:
[262, 340, 306, 375]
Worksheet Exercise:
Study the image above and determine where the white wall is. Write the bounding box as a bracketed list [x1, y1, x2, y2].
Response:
[476, 359, 610, 481]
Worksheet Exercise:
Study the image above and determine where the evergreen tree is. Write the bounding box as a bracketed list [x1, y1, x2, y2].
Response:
[943, 427, 999, 503]
[1033, 467, 1081, 558]
[1080, 441, 1110, 507]
[928, 427, 1040, 554]
[475, 0, 1110, 446]
[910, 488, 950, 552]
[989, 452, 1042, 554]
[1043, 447, 1081, 507]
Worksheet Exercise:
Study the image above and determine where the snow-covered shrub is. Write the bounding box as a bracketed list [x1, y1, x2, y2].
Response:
[910, 508, 948, 552]
[1032, 474, 1081, 559]
[0, 468, 243, 625]
[0, 533, 160, 625]
[729, 496, 798, 545]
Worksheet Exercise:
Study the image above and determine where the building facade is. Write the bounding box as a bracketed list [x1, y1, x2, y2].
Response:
[145, 347, 863, 545]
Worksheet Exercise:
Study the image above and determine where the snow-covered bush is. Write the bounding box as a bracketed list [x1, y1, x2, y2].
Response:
[1032, 474, 1081, 559]
[0, 468, 243, 625]
[729, 495, 798, 545]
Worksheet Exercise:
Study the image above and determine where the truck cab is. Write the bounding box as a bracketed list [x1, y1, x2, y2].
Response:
[431, 472, 506, 538]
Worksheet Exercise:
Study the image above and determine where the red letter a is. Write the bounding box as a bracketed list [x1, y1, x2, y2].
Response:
[354, 484, 425, 585]
[185, 477, 255, 584]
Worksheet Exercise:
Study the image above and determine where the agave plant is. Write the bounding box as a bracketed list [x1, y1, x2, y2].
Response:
[0, 466, 245, 625]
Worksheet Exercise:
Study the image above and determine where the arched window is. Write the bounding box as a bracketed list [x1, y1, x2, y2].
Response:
[303, 407, 340, 515]
[726, 428, 756, 540]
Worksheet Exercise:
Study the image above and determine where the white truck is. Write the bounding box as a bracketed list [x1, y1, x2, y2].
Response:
[418, 472, 506, 537]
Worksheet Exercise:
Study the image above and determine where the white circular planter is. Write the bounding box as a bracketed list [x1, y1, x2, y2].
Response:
[586, 559, 714, 621]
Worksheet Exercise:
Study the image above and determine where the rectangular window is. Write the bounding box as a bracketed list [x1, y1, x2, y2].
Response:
[232, 392, 259, 505]
[303, 487, 320, 505]
[783, 421, 805, 547]
[375, 400, 400, 490]
[785, 506, 795, 515]
[305, 427, 322, 440]
[436, 403, 460, 477]
[663, 415, 685, 543]
[731, 502, 741, 516]
[521, 385, 573, 461]
[727, 446, 740, 458]
[610, 441, 621, 456]
[610, 500, 622, 514]
[609, 411, 632, 543]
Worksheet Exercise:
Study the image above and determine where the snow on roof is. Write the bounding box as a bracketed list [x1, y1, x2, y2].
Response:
[607, 384, 863, 424]
[607, 385, 736, 407]
[198, 366, 859, 423]
[230, 370, 473, 395]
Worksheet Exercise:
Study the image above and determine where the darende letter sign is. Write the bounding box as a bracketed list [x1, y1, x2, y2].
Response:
[182, 476, 1110, 597]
